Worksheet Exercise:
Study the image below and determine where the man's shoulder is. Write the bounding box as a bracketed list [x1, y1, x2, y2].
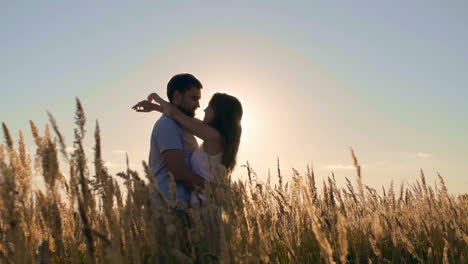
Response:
[154, 115, 181, 133]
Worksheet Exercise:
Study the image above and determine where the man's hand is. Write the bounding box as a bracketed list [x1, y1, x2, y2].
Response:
[131, 100, 161, 112]
[163, 149, 205, 190]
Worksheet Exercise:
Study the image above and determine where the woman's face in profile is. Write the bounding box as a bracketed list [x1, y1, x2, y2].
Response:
[203, 106, 215, 124]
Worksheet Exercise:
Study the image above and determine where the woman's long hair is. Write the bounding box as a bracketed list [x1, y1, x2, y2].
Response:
[207, 93, 243, 173]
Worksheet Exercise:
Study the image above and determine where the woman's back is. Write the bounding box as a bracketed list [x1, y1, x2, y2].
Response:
[190, 144, 223, 205]
[190, 144, 223, 181]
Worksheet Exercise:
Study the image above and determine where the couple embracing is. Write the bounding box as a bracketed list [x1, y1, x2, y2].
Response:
[132, 73, 243, 208]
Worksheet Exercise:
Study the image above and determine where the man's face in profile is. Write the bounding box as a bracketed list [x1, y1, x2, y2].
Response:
[173, 87, 201, 117]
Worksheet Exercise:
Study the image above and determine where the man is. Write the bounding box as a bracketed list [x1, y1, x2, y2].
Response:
[133, 73, 206, 207]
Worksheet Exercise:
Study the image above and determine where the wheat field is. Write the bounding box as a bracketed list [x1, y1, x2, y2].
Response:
[0, 99, 466, 263]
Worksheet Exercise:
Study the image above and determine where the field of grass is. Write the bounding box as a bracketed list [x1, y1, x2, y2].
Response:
[0, 99, 466, 263]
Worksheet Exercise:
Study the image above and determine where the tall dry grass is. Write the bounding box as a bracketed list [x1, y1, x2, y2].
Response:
[0, 98, 466, 263]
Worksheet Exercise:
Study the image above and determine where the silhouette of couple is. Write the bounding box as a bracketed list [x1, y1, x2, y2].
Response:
[132, 73, 242, 207]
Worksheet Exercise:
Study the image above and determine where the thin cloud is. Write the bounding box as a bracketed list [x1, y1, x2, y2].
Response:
[66, 146, 94, 153]
[104, 161, 138, 169]
[325, 164, 356, 170]
[66, 146, 75, 153]
[104, 161, 119, 168]
[416, 152, 431, 158]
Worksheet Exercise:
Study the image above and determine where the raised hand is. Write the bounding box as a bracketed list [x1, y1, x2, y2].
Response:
[147, 93, 177, 118]
[147, 92, 167, 105]
[131, 100, 162, 112]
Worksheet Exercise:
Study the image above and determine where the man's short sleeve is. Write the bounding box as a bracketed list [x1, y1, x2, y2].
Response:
[155, 118, 183, 153]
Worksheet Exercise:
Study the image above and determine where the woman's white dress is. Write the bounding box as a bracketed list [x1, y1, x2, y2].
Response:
[190, 144, 222, 205]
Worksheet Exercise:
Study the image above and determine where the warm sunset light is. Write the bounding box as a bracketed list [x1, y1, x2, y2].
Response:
[1, 1, 467, 263]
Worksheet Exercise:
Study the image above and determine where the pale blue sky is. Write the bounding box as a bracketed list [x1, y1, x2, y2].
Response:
[1, 1, 467, 193]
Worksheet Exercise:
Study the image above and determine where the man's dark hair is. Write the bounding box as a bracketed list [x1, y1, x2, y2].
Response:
[167, 73, 203, 102]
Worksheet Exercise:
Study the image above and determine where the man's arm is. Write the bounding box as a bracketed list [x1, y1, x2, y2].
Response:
[162, 149, 205, 190]
[148, 93, 221, 143]
[154, 117, 203, 190]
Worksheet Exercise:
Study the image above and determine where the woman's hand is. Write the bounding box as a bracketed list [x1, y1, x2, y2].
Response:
[131, 100, 162, 112]
[147, 92, 166, 105]
[147, 92, 177, 118]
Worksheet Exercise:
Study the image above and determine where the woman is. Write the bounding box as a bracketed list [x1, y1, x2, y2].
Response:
[147, 92, 243, 205]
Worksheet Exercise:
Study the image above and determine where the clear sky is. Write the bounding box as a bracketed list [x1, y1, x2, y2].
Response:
[2, 1, 467, 193]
